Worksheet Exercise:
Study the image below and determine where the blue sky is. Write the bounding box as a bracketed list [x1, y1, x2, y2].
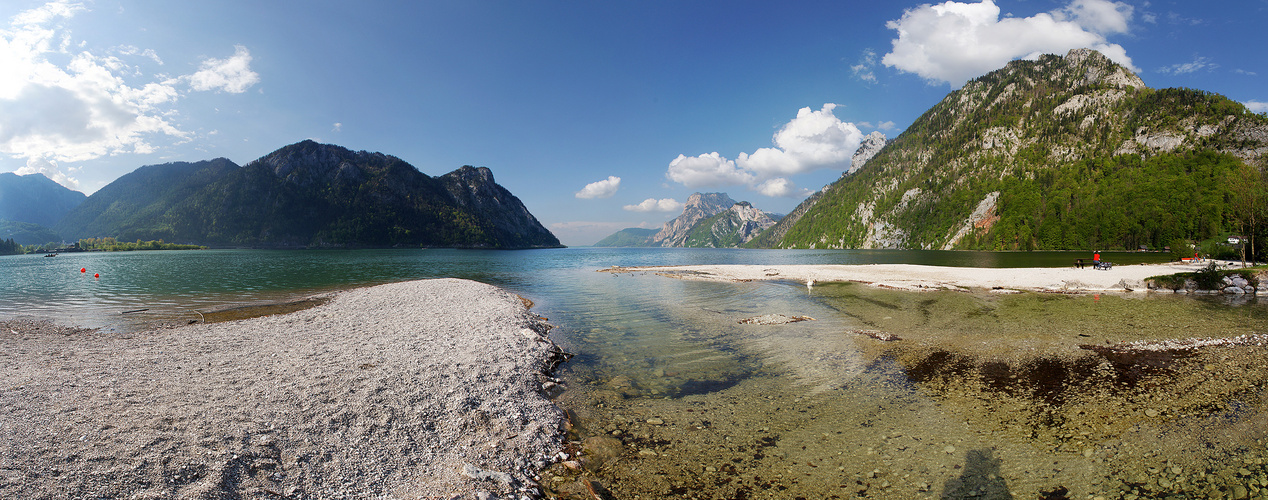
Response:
[1, 0, 1265, 246]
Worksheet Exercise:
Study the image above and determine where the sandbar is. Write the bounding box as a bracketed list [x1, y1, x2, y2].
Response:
[604, 260, 1232, 293]
[0, 278, 567, 499]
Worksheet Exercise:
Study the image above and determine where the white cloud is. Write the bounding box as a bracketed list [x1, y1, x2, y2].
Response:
[623, 198, 683, 212]
[1235, 69, 1258, 76]
[851, 49, 878, 83]
[666, 152, 753, 188]
[14, 155, 78, 190]
[1245, 101, 1268, 114]
[575, 175, 621, 199]
[113, 44, 163, 65]
[332, 122, 342, 132]
[755, 178, 811, 198]
[185, 45, 259, 93]
[882, 0, 1137, 87]
[0, 2, 258, 189]
[737, 104, 864, 177]
[1157, 56, 1215, 75]
[665, 104, 864, 198]
[1057, 0, 1133, 34]
[878, 120, 897, 131]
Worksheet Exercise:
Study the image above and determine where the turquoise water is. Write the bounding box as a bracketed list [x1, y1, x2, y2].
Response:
[9, 247, 1257, 499]
[0, 247, 1169, 331]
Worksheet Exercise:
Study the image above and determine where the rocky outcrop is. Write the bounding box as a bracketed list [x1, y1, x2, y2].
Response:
[651, 192, 736, 247]
[681, 202, 780, 248]
[844, 131, 888, 176]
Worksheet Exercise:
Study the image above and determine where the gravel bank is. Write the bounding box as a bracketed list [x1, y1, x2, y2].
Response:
[0, 278, 569, 499]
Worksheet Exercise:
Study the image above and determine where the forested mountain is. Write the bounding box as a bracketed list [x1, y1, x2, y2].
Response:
[0, 172, 86, 227]
[55, 141, 562, 249]
[592, 227, 658, 247]
[764, 48, 1268, 253]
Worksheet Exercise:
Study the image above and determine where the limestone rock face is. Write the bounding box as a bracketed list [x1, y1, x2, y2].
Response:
[652, 192, 737, 247]
[681, 202, 780, 248]
[845, 131, 888, 176]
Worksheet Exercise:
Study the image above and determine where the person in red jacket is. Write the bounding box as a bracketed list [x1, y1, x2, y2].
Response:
[1093, 251, 1101, 265]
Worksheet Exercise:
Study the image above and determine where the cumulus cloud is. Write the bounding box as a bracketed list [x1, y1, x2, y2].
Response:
[1246, 101, 1268, 114]
[184, 45, 260, 93]
[666, 152, 753, 188]
[0, 1, 258, 188]
[623, 198, 683, 212]
[755, 178, 810, 198]
[737, 104, 864, 177]
[882, 0, 1137, 87]
[14, 155, 78, 190]
[575, 175, 621, 199]
[664, 104, 865, 198]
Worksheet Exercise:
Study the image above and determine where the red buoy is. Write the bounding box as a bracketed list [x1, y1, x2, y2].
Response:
[94, 273, 99, 278]
[80, 268, 86, 273]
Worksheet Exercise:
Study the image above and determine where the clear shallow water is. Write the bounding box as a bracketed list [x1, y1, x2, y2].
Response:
[5, 247, 1261, 499]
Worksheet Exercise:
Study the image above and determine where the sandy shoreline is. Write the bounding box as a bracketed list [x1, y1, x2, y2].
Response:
[603, 259, 1236, 293]
[0, 278, 568, 500]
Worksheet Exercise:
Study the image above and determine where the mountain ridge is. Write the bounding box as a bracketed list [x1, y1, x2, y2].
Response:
[765, 48, 1268, 251]
[54, 140, 562, 249]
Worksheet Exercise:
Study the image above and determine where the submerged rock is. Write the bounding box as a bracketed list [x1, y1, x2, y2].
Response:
[738, 314, 814, 325]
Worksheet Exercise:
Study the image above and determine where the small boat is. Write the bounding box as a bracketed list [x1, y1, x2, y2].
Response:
[44, 253, 57, 257]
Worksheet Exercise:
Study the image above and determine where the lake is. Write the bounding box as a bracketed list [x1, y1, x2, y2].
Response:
[3, 247, 1264, 499]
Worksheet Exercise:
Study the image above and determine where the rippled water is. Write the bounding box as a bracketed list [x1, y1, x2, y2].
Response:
[5, 248, 1261, 499]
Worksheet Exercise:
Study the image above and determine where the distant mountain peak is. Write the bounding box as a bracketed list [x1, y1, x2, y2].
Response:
[651, 192, 736, 247]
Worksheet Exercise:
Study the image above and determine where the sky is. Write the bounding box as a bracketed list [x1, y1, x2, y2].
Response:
[1, 0, 1266, 246]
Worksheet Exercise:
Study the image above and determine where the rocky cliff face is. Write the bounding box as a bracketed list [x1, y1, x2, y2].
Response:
[651, 192, 737, 247]
[844, 131, 888, 177]
[682, 202, 780, 248]
[770, 48, 1268, 251]
[439, 165, 560, 248]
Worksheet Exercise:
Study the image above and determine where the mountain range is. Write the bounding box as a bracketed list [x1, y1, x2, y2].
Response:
[5, 141, 561, 249]
[594, 192, 782, 248]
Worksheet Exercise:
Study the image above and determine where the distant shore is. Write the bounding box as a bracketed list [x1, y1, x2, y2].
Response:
[602, 260, 1238, 293]
[0, 278, 567, 499]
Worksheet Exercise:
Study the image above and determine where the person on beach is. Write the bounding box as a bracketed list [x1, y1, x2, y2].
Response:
[1093, 251, 1100, 266]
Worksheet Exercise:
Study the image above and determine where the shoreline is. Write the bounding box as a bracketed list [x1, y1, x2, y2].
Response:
[0, 278, 568, 499]
[602, 260, 1248, 293]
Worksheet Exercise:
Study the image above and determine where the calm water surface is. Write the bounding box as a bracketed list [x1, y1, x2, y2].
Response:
[3, 247, 1262, 499]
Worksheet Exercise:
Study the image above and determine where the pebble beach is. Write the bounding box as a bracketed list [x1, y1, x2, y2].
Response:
[0, 278, 569, 500]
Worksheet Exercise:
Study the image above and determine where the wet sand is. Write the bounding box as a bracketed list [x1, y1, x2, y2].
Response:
[0, 278, 568, 499]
